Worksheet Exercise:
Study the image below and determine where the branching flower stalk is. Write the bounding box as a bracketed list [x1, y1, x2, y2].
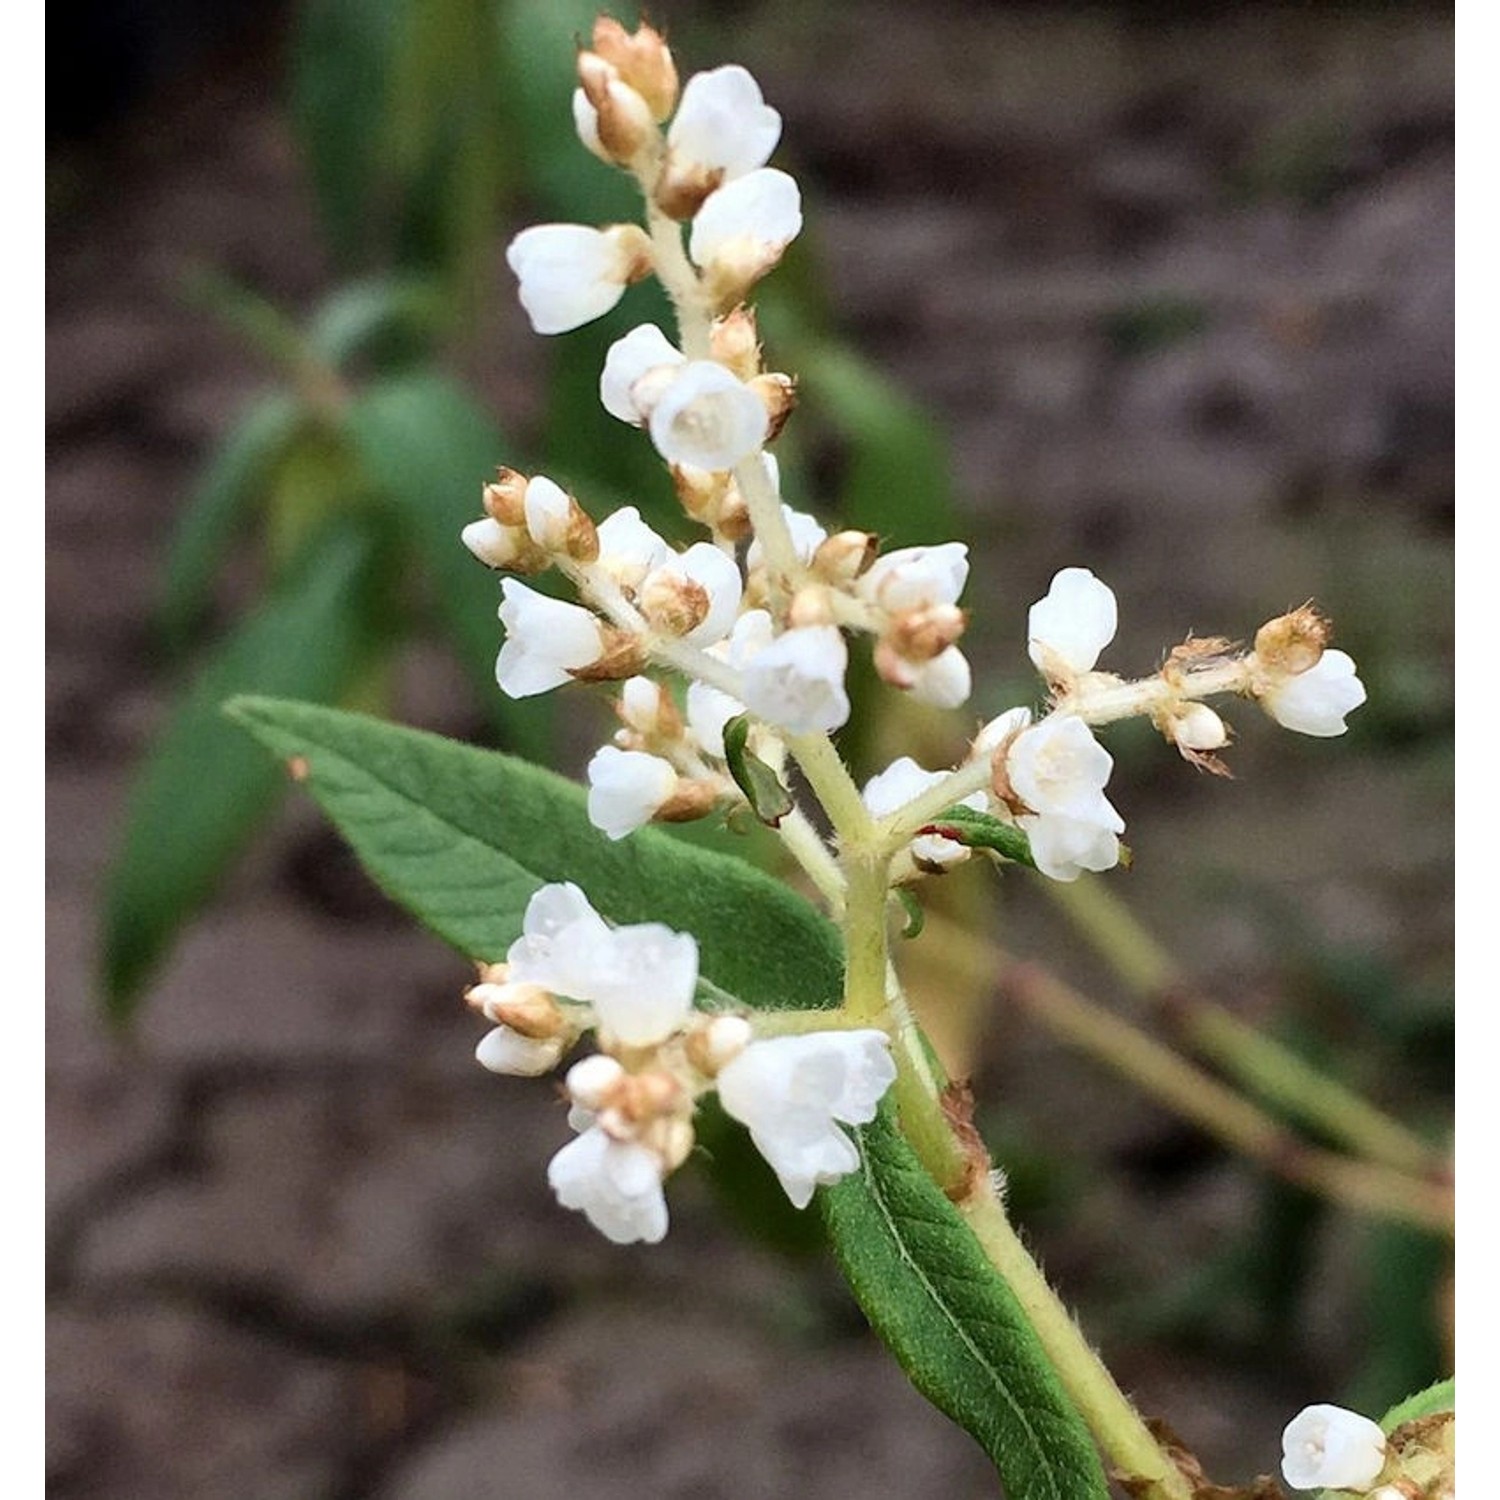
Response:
[440, 17, 1436, 1498]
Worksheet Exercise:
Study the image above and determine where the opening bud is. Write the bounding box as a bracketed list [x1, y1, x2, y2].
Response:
[1254, 604, 1330, 679]
[639, 571, 711, 638]
[566, 1053, 627, 1111]
[1159, 701, 1232, 776]
[577, 53, 657, 164]
[812, 530, 878, 587]
[483, 467, 529, 526]
[464, 980, 565, 1039]
[885, 603, 968, 664]
[462, 517, 543, 573]
[749, 372, 797, 442]
[590, 17, 678, 121]
[685, 1014, 754, 1077]
[616, 676, 684, 743]
[671, 463, 730, 524]
[709, 306, 762, 380]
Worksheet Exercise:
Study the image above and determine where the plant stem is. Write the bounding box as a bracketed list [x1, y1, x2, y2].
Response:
[1044, 876, 1445, 1178]
[960, 1185, 1196, 1500]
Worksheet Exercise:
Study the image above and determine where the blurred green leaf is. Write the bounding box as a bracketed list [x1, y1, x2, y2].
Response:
[224, 697, 844, 1013]
[289, 0, 405, 264]
[824, 1107, 1109, 1498]
[344, 370, 550, 756]
[157, 392, 305, 649]
[309, 276, 448, 370]
[185, 268, 310, 374]
[102, 520, 383, 1019]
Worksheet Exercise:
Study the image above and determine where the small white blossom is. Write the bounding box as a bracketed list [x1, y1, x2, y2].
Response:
[717, 1031, 896, 1208]
[586, 922, 699, 1047]
[587, 746, 679, 840]
[547, 1124, 669, 1244]
[505, 224, 640, 336]
[739, 624, 850, 734]
[600, 323, 686, 425]
[461, 517, 524, 570]
[1261, 650, 1367, 738]
[1280, 1404, 1387, 1492]
[1007, 716, 1122, 826]
[496, 581, 605, 698]
[506, 882, 615, 1002]
[1020, 813, 1121, 883]
[596, 506, 672, 589]
[859, 543, 970, 614]
[475, 1026, 567, 1077]
[667, 65, 781, 181]
[1028, 567, 1118, 678]
[688, 166, 803, 268]
[863, 757, 984, 868]
[906, 645, 972, 709]
[686, 680, 745, 759]
[648, 361, 770, 471]
[522, 474, 573, 551]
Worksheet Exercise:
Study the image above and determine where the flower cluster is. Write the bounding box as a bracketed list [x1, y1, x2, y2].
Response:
[470, 882, 895, 1242]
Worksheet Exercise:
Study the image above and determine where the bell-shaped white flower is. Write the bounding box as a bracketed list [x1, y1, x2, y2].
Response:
[1028, 567, 1118, 678]
[600, 323, 687, 425]
[686, 680, 744, 759]
[547, 1124, 669, 1244]
[667, 65, 781, 181]
[596, 506, 672, 589]
[1280, 1404, 1387, 1492]
[585, 922, 700, 1047]
[496, 580, 605, 698]
[862, 757, 985, 868]
[907, 645, 972, 709]
[1020, 813, 1121, 883]
[522, 474, 573, 551]
[587, 746, 679, 841]
[1007, 715, 1122, 825]
[648, 361, 770, 470]
[475, 1026, 566, 1077]
[717, 1031, 896, 1208]
[859, 543, 970, 614]
[505, 224, 642, 336]
[739, 624, 850, 734]
[688, 167, 802, 267]
[641, 541, 744, 646]
[1261, 650, 1367, 738]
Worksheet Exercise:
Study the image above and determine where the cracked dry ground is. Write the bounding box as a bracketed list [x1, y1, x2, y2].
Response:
[48, 5, 1452, 1497]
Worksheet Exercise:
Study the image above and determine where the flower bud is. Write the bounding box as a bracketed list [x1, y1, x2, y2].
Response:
[644, 1116, 696, 1172]
[639, 570, 711, 638]
[464, 980, 565, 1039]
[749, 372, 797, 442]
[461, 517, 541, 573]
[1162, 702, 1229, 753]
[709, 306, 762, 380]
[685, 1014, 754, 1076]
[483, 467, 529, 526]
[1254, 603, 1331, 678]
[884, 603, 967, 663]
[616, 676, 683, 742]
[656, 779, 721, 823]
[590, 16, 678, 121]
[811, 530, 878, 586]
[566, 1053, 627, 1111]
[576, 52, 657, 164]
[671, 463, 730, 524]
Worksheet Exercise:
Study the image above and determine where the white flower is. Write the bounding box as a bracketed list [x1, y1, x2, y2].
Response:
[863, 757, 984, 868]
[600, 323, 686, 424]
[506, 882, 615, 1002]
[1020, 813, 1121, 883]
[688, 167, 802, 267]
[1006, 716, 1122, 826]
[461, 517, 524, 570]
[547, 1124, 669, 1244]
[475, 1025, 566, 1077]
[747, 500, 826, 572]
[725, 608, 776, 668]
[1280, 1404, 1387, 1492]
[585, 922, 699, 1047]
[648, 361, 769, 471]
[641, 541, 744, 646]
[686, 680, 744, 759]
[740, 624, 850, 734]
[505, 224, 641, 336]
[973, 706, 1034, 759]
[522, 474, 572, 551]
[859, 543, 970, 614]
[906, 646, 972, 709]
[717, 1031, 896, 1208]
[1028, 567, 1118, 678]
[1261, 650, 1367, 737]
[587, 747, 678, 840]
[496, 581, 605, 697]
[667, 65, 781, 181]
[596, 505, 673, 589]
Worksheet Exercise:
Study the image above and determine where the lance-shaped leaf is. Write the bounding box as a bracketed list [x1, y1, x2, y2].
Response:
[224, 697, 842, 1014]
[1379, 1376, 1454, 1430]
[102, 520, 382, 1019]
[917, 805, 1037, 869]
[722, 714, 793, 827]
[823, 1107, 1109, 1499]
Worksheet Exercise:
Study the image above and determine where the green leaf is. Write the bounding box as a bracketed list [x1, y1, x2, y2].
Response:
[289, 0, 405, 264]
[343, 371, 550, 758]
[102, 521, 382, 1019]
[918, 805, 1037, 869]
[722, 714, 793, 827]
[896, 888, 925, 939]
[157, 393, 305, 649]
[308, 276, 447, 370]
[224, 697, 843, 1014]
[823, 1108, 1109, 1498]
[1379, 1376, 1454, 1431]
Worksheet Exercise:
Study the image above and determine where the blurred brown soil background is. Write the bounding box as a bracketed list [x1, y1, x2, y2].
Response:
[47, 3, 1453, 1496]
